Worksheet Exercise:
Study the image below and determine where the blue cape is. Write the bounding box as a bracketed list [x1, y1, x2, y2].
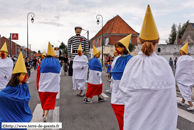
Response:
[111, 55, 132, 80]
[40, 57, 61, 74]
[88, 57, 102, 72]
[0, 84, 32, 129]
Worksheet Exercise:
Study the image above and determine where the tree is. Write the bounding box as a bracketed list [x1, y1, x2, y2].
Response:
[38, 50, 41, 53]
[59, 42, 68, 55]
[178, 20, 189, 38]
[166, 24, 177, 44]
[166, 20, 189, 44]
[128, 43, 136, 52]
[33, 51, 37, 54]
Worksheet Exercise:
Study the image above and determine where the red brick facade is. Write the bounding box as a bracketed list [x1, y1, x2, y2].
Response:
[91, 15, 139, 48]
[0, 35, 34, 57]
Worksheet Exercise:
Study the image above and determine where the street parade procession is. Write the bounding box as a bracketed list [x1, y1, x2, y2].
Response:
[0, 3, 194, 130]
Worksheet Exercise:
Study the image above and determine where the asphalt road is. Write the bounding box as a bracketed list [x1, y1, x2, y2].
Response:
[27, 68, 194, 130]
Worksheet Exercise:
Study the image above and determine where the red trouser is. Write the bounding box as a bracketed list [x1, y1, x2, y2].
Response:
[111, 104, 124, 130]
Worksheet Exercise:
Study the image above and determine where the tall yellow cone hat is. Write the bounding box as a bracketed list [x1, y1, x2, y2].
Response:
[77, 44, 83, 52]
[118, 34, 132, 53]
[0, 42, 8, 52]
[180, 42, 188, 54]
[93, 45, 100, 56]
[47, 42, 56, 56]
[12, 52, 27, 74]
[139, 5, 159, 40]
[42, 51, 46, 56]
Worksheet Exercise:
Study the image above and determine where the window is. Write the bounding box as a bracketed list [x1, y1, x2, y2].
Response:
[99, 38, 101, 46]
[95, 39, 97, 47]
[105, 37, 109, 46]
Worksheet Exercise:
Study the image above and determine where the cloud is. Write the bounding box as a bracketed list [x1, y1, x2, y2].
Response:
[38, 21, 64, 27]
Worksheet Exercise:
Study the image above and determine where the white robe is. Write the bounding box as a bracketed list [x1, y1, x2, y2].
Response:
[72, 55, 88, 90]
[110, 55, 120, 91]
[119, 52, 177, 130]
[0, 57, 13, 91]
[175, 55, 194, 101]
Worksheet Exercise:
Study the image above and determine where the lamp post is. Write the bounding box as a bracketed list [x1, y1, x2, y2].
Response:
[27, 12, 35, 57]
[96, 14, 103, 67]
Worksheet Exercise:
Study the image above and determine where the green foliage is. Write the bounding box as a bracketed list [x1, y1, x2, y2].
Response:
[33, 51, 37, 54]
[38, 50, 41, 53]
[166, 24, 177, 44]
[166, 20, 189, 44]
[128, 43, 136, 52]
[59, 42, 68, 55]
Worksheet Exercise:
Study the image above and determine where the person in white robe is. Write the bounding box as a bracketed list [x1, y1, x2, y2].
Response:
[106, 50, 120, 93]
[0, 42, 13, 91]
[176, 42, 194, 110]
[119, 5, 177, 130]
[73, 44, 88, 96]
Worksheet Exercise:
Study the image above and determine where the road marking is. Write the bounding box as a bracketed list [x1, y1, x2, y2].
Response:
[101, 93, 109, 98]
[30, 104, 43, 122]
[178, 108, 194, 123]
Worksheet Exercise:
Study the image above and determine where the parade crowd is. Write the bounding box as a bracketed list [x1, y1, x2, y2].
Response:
[0, 5, 194, 130]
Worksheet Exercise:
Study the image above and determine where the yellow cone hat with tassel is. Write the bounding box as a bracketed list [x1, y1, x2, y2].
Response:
[42, 51, 46, 56]
[118, 34, 132, 53]
[180, 42, 188, 54]
[47, 42, 56, 56]
[93, 45, 100, 56]
[12, 52, 27, 74]
[139, 5, 159, 40]
[77, 44, 83, 52]
[0, 42, 8, 52]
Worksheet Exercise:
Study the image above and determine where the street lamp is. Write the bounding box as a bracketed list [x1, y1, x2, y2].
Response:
[27, 12, 35, 57]
[96, 14, 103, 67]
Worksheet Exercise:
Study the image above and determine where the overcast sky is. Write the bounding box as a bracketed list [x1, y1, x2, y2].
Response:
[1, 0, 194, 52]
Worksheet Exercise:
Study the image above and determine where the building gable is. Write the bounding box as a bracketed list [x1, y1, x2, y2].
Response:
[181, 23, 194, 44]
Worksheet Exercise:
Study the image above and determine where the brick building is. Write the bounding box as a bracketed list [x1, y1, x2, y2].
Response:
[90, 15, 139, 58]
[0, 35, 34, 57]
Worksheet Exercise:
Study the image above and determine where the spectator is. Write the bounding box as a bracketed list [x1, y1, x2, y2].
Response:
[25, 57, 31, 83]
[174, 57, 177, 69]
[169, 57, 173, 69]
[33, 57, 37, 70]
[62, 54, 69, 75]
[107, 61, 112, 81]
[104, 56, 109, 76]
[188, 53, 191, 56]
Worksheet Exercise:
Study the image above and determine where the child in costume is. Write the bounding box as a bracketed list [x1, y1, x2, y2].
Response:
[0, 42, 13, 91]
[0, 52, 32, 130]
[83, 45, 105, 103]
[111, 34, 133, 130]
[38, 43, 61, 122]
[119, 5, 177, 130]
[176, 42, 194, 110]
[73, 44, 88, 96]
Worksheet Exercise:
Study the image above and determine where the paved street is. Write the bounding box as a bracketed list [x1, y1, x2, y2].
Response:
[28, 67, 194, 130]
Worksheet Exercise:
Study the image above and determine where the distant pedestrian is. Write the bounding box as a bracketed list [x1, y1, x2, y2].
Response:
[107, 61, 112, 81]
[33, 57, 37, 70]
[25, 57, 31, 84]
[169, 57, 173, 69]
[62, 54, 69, 75]
[174, 57, 177, 69]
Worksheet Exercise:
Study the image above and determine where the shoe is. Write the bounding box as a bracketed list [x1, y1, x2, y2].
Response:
[98, 97, 106, 102]
[105, 89, 111, 93]
[26, 81, 30, 84]
[178, 101, 185, 106]
[43, 117, 47, 122]
[187, 106, 194, 111]
[83, 98, 92, 104]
